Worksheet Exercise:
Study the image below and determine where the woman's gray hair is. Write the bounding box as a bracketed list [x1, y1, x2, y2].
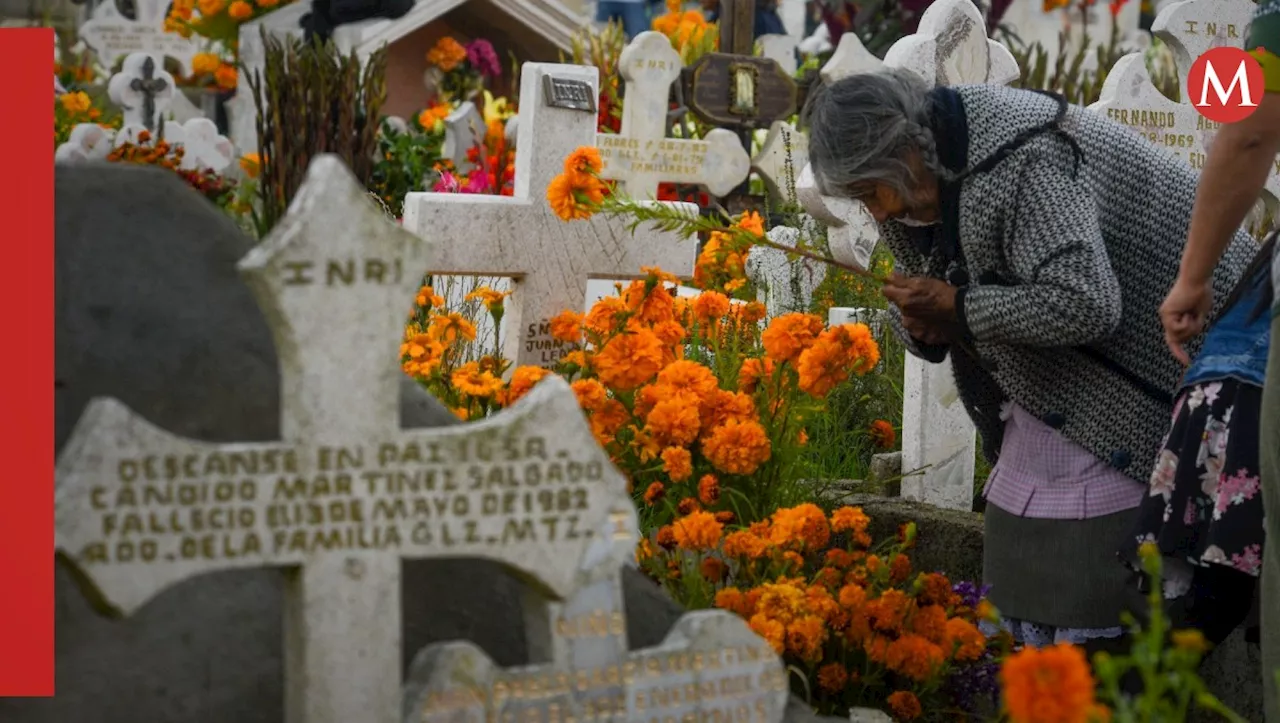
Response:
[799, 67, 947, 199]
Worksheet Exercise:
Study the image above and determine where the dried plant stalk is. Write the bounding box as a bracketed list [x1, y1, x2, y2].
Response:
[245, 28, 389, 232]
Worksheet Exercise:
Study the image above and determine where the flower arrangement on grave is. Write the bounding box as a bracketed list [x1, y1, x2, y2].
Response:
[367, 112, 449, 217]
[651, 0, 717, 63]
[54, 91, 110, 147]
[424, 36, 502, 105]
[997, 542, 1245, 723]
[106, 130, 240, 207]
[637, 502, 1004, 719]
[401, 281, 560, 421]
[165, 0, 296, 73]
[184, 50, 240, 91]
[431, 116, 517, 197]
[567, 21, 626, 134]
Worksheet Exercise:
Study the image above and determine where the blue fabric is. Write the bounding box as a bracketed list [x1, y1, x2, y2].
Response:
[706, 5, 787, 38]
[1183, 267, 1273, 391]
[597, 0, 650, 38]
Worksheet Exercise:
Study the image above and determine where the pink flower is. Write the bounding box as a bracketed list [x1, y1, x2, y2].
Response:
[1148, 449, 1178, 499]
[462, 170, 489, 194]
[1230, 544, 1262, 575]
[1214, 467, 1261, 518]
[433, 171, 461, 193]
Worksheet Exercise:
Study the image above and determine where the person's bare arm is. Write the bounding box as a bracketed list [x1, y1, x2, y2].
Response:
[1180, 94, 1280, 285]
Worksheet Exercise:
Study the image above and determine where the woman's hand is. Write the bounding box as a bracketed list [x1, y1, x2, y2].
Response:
[882, 274, 959, 346]
[1159, 277, 1213, 366]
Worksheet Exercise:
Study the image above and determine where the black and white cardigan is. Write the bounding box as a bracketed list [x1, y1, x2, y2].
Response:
[881, 84, 1256, 485]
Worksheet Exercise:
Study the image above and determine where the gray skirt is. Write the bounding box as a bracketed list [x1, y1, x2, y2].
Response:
[983, 504, 1137, 629]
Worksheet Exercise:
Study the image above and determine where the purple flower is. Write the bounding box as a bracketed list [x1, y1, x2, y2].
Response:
[465, 39, 501, 79]
[951, 579, 991, 609]
[944, 653, 1001, 714]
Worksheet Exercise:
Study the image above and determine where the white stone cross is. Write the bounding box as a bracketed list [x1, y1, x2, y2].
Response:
[403, 63, 699, 369]
[441, 101, 485, 175]
[746, 224, 828, 317]
[55, 155, 639, 723]
[598, 32, 751, 200]
[402, 610, 789, 723]
[79, 0, 201, 77]
[107, 52, 174, 132]
[752, 120, 808, 203]
[55, 124, 118, 164]
[1090, 0, 1279, 206]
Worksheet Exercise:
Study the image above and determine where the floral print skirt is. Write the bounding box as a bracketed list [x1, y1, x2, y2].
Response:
[1122, 379, 1265, 582]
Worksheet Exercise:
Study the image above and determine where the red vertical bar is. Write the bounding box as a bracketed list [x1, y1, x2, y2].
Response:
[0, 27, 56, 697]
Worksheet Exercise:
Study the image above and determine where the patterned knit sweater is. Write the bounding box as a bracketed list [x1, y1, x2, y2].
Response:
[882, 84, 1256, 485]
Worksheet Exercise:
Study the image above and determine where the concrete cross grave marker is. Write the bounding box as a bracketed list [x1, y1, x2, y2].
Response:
[599, 31, 750, 200]
[752, 120, 808, 203]
[746, 224, 828, 317]
[1090, 0, 1280, 205]
[442, 101, 486, 176]
[107, 52, 174, 133]
[55, 155, 640, 723]
[402, 609, 790, 723]
[402, 63, 698, 370]
[55, 124, 117, 164]
[79, 0, 200, 77]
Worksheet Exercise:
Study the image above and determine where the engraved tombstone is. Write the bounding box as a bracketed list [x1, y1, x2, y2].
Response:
[599, 31, 750, 200]
[79, 0, 200, 77]
[402, 63, 698, 370]
[54, 156, 641, 723]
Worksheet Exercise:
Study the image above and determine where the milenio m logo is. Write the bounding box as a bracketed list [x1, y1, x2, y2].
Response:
[1187, 46, 1266, 123]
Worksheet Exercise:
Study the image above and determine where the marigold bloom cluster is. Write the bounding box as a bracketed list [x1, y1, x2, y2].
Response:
[1000, 643, 1104, 723]
[547, 146, 608, 221]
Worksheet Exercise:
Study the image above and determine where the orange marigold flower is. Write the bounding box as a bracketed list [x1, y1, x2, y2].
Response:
[191, 52, 220, 75]
[918, 572, 956, 607]
[715, 587, 747, 615]
[869, 419, 897, 449]
[977, 599, 999, 622]
[655, 360, 720, 404]
[945, 617, 987, 661]
[702, 419, 771, 475]
[661, 446, 693, 482]
[643, 481, 665, 505]
[623, 279, 676, 325]
[591, 398, 629, 440]
[748, 615, 786, 654]
[722, 530, 767, 559]
[700, 556, 728, 582]
[889, 553, 912, 584]
[652, 319, 687, 347]
[768, 503, 831, 551]
[677, 497, 700, 516]
[415, 284, 444, 309]
[417, 103, 450, 129]
[238, 152, 261, 178]
[594, 329, 665, 391]
[227, 0, 252, 18]
[740, 300, 767, 323]
[737, 357, 771, 394]
[635, 537, 654, 561]
[692, 290, 731, 322]
[502, 365, 550, 406]
[761, 313, 824, 364]
[646, 399, 701, 447]
[563, 146, 603, 184]
[867, 589, 911, 633]
[785, 615, 827, 662]
[735, 210, 765, 237]
[700, 389, 757, 433]
[585, 296, 627, 335]
[697, 474, 720, 505]
[547, 172, 605, 221]
[910, 604, 948, 644]
[428, 311, 477, 344]
[887, 690, 922, 721]
[1001, 643, 1097, 723]
[714, 510, 735, 524]
[885, 634, 945, 681]
[464, 285, 512, 312]
[214, 64, 237, 90]
[817, 662, 848, 693]
[571, 378, 608, 411]
[825, 549, 854, 568]
[548, 311, 583, 344]
[671, 510, 723, 551]
[426, 36, 467, 71]
[655, 524, 676, 549]
[450, 362, 504, 398]
[838, 583, 867, 610]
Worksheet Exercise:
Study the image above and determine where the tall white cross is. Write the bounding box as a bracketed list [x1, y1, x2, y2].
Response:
[599, 32, 750, 200]
[403, 63, 699, 369]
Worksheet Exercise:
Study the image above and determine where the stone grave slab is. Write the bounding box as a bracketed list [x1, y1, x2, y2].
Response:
[0, 162, 686, 723]
[80, 0, 200, 77]
[746, 225, 827, 317]
[403, 63, 698, 370]
[54, 155, 638, 723]
[599, 31, 750, 200]
[403, 610, 789, 723]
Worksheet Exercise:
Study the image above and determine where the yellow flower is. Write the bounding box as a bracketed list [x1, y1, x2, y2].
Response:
[465, 285, 511, 313]
[58, 91, 91, 114]
[482, 90, 513, 125]
[1171, 629, 1208, 654]
[428, 312, 477, 344]
[450, 362, 504, 398]
[192, 52, 221, 75]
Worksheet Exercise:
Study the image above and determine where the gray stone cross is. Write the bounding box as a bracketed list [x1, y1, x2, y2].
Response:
[55, 155, 639, 723]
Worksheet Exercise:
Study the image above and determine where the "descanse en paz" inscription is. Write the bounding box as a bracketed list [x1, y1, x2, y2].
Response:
[74, 435, 606, 566]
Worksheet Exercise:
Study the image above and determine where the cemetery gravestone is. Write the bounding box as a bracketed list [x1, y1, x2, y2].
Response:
[54, 156, 640, 723]
[746, 225, 827, 318]
[1092, 0, 1279, 204]
[402, 63, 698, 370]
[79, 0, 200, 77]
[403, 610, 790, 723]
[752, 120, 808, 203]
[599, 31, 751, 200]
[107, 52, 174, 133]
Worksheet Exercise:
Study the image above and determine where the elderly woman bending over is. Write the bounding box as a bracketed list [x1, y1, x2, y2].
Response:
[801, 69, 1256, 653]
